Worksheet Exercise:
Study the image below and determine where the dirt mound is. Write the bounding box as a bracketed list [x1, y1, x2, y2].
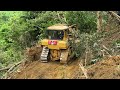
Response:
[87, 56, 120, 79]
[25, 44, 42, 61]
[9, 59, 83, 79]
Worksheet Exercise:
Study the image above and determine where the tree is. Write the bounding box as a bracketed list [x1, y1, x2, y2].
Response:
[65, 11, 97, 33]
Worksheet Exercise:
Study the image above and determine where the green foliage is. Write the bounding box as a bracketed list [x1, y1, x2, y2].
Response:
[65, 11, 97, 33]
[0, 12, 28, 70]
[116, 40, 120, 44]
[0, 11, 110, 77]
[74, 32, 105, 60]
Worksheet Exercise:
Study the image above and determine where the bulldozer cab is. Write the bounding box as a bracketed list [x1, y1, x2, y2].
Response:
[47, 30, 64, 40]
[46, 24, 69, 41]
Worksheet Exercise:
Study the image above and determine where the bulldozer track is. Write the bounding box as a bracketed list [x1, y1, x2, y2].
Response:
[60, 50, 69, 64]
[40, 47, 49, 62]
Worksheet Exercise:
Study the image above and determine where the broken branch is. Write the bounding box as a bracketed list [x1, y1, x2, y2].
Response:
[108, 11, 120, 22]
[0, 67, 11, 71]
[79, 62, 88, 79]
[7, 61, 22, 73]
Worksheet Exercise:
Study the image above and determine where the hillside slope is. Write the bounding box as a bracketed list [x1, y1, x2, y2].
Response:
[9, 17, 120, 79]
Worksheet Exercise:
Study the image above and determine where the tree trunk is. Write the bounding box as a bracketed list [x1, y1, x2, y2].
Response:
[108, 11, 120, 22]
[97, 11, 102, 32]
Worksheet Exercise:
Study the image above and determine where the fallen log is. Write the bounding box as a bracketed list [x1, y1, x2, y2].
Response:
[102, 45, 112, 57]
[102, 45, 109, 51]
[79, 62, 88, 79]
[108, 11, 120, 22]
[0, 67, 11, 71]
[2, 61, 23, 79]
[7, 61, 22, 73]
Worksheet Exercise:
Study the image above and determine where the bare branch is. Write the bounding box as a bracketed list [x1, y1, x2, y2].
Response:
[108, 11, 120, 22]
[79, 62, 88, 79]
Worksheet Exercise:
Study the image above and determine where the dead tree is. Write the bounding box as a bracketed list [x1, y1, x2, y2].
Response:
[108, 11, 120, 22]
[97, 11, 102, 32]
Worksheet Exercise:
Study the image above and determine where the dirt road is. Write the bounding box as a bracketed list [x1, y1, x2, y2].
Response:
[10, 59, 84, 79]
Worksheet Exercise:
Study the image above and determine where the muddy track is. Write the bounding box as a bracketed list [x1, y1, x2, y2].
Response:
[10, 56, 120, 79]
[10, 59, 84, 79]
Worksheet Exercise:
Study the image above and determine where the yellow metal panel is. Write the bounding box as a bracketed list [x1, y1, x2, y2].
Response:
[48, 45, 59, 49]
[41, 39, 48, 45]
[41, 39, 68, 49]
[59, 41, 68, 49]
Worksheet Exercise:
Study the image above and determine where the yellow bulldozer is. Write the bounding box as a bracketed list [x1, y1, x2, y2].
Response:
[40, 24, 79, 64]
